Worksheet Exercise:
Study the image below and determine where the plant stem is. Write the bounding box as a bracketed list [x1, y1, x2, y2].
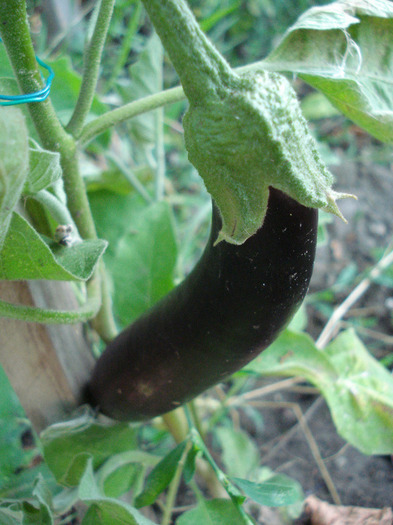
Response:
[0, 277, 101, 324]
[91, 262, 118, 342]
[79, 86, 185, 145]
[190, 429, 252, 525]
[32, 190, 80, 237]
[0, 1, 95, 240]
[161, 440, 192, 525]
[162, 409, 189, 444]
[141, 0, 233, 105]
[154, 104, 165, 201]
[0, 1, 117, 337]
[66, 0, 116, 137]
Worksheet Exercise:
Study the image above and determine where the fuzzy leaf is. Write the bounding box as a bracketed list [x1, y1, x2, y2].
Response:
[80, 460, 156, 525]
[134, 441, 188, 508]
[176, 499, 246, 525]
[233, 474, 303, 507]
[0, 106, 29, 249]
[215, 427, 260, 479]
[41, 412, 138, 487]
[23, 144, 62, 195]
[0, 212, 107, 281]
[263, 0, 393, 143]
[247, 328, 393, 454]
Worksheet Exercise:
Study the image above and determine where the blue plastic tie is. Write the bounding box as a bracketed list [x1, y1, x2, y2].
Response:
[0, 39, 54, 106]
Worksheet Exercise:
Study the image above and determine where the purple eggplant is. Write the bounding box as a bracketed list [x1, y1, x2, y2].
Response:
[86, 188, 318, 421]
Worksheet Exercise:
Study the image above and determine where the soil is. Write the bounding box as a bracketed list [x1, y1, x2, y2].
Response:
[241, 150, 393, 520]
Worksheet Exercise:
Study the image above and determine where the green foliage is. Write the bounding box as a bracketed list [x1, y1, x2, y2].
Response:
[0, 0, 393, 522]
[263, 0, 393, 143]
[41, 413, 138, 487]
[215, 427, 259, 479]
[176, 498, 246, 525]
[246, 328, 393, 454]
[134, 441, 191, 508]
[233, 475, 303, 508]
[0, 213, 107, 281]
[23, 144, 62, 196]
[90, 192, 178, 326]
[0, 107, 29, 249]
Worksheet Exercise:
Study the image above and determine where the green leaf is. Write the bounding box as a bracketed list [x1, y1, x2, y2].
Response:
[233, 474, 303, 507]
[323, 329, 393, 454]
[0, 478, 54, 525]
[134, 441, 188, 508]
[97, 451, 159, 498]
[82, 501, 156, 525]
[40, 412, 138, 487]
[176, 498, 246, 525]
[110, 201, 177, 326]
[0, 365, 32, 492]
[80, 460, 156, 525]
[246, 329, 336, 379]
[0, 506, 23, 525]
[21, 476, 54, 525]
[247, 328, 393, 454]
[23, 144, 62, 195]
[0, 106, 29, 249]
[183, 442, 200, 484]
[0, 212, 107, 281]
[264, 0, 393, 143]
[85, 165, 153, 196]
[90, 192, 178, 327]
[118, 32, 163, 145]
[287, 304, 308, 332]
[215, 427, 260, 479]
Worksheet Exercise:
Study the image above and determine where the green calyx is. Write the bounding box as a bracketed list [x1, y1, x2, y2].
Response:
[184, 69, 354, 244]
[142, 0, 354, 244]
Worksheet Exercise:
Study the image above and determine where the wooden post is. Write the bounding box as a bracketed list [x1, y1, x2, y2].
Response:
[0, 280, 95, 434]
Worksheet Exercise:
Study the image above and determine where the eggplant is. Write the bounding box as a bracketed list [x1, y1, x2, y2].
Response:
[86, 188, 318, 421]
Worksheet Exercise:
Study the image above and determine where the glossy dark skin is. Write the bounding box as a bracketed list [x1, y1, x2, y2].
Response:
[86, 188, 318, 421]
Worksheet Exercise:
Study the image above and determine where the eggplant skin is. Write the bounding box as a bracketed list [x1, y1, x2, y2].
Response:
[85, 188, 318, 421]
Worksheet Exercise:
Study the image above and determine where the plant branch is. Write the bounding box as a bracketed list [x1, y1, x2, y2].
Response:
[161, 440, 192, 525]
[66, 0, 116, 137]
[162, 410, 189, 444]
[91, 262, 118, 342]
[245, 399, 341, 505]
[190, 429, 252, 525]
[316, 248, 393, 349]
[141, 0, 233, 105]
[79, 86, 185, 145]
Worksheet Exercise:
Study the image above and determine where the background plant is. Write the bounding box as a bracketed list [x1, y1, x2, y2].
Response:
[0, 0, 392, 523]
